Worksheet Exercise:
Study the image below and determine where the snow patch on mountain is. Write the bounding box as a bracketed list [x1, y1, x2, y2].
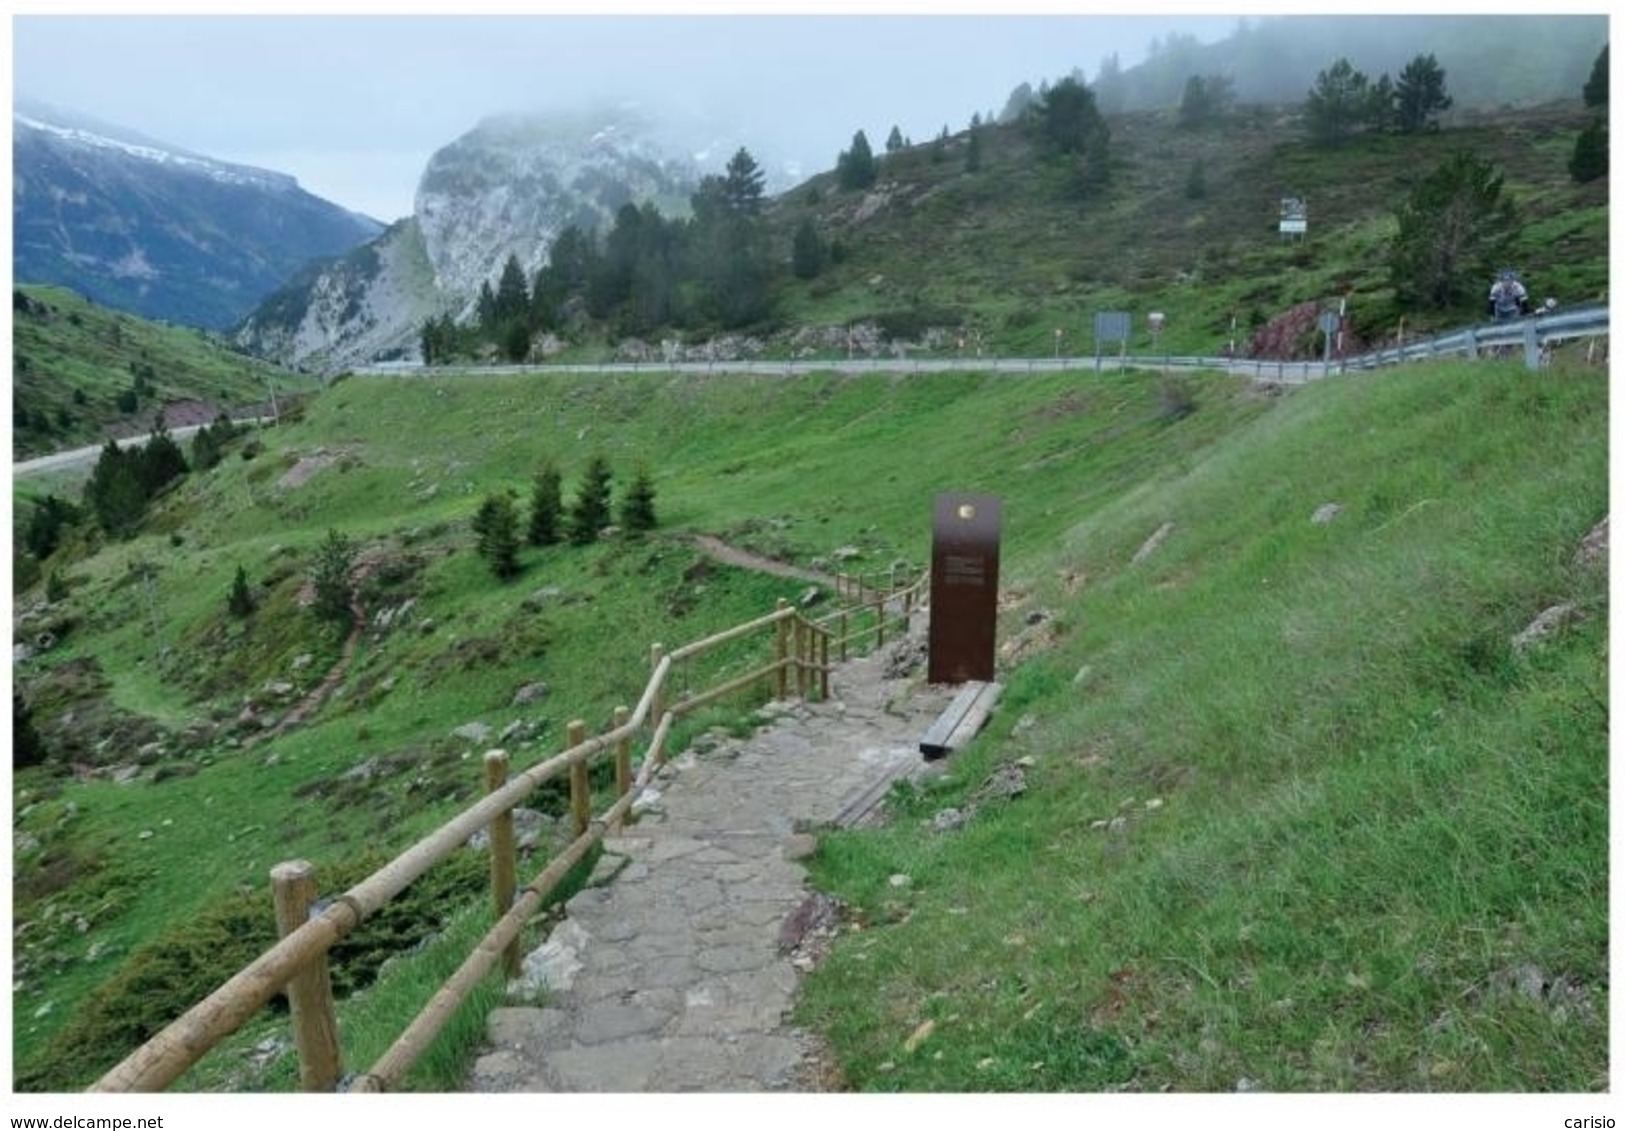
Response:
[14, 110, 294, 192]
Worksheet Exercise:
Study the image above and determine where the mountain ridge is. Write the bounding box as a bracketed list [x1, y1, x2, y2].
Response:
[12, 100, 386, 332]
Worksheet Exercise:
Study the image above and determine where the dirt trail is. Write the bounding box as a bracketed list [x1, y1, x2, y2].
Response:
[691, 535, 838, 586]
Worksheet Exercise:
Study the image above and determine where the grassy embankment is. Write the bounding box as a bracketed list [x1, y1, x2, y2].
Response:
[12, 354, 1606, 1091]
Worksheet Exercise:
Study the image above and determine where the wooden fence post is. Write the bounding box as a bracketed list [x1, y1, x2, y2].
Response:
[568, 720, 590, 839]
[613, 706, 632, 824]
[775, 600, 790, 700]
[792, 613, 805, 698]
[874, 592, 886, 648]
[270, 860, 342, 1092]
[839, 609, 849, 662]
[650, 644, 666, 726]
[818, 629, 830, 700]
[482, 751, 519, 978]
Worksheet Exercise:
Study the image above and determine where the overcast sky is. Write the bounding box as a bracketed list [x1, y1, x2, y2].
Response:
[10, 5, 1260, 223]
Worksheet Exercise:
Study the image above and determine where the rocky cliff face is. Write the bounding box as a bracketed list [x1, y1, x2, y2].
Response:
[234, 107, 701, 374]
[233, 220, 445, 373]
[12, 100, 384, 332]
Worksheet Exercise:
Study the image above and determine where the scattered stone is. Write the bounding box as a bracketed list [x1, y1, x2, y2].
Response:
[777, 891, 843, 954]
[1574, 515, 1608, 567]
[1131, 522, 1175, 565]
[1235, 1077, 1264, 1093]
[1311, 503, 1343, 525]
[511, 682, 550, 707]
[453, 721, 493, 744]
[902, 1019, 936, 1054]
[514, 919, 591, 997]
[1144, 797, 1164, 811]
[782, 833, 819, 861]
[972, 762, 1027, 804]
[888, 873, 912, 888]
[342, 758, 380, 782]
[930, 807, 968, 833]
[1512, 604, 1578, 653]
[248, 1035, 287, 1068]
[631, 788, 665, 817]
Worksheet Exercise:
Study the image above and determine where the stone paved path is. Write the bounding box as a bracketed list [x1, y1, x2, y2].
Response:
[466, 630, 954, 1092]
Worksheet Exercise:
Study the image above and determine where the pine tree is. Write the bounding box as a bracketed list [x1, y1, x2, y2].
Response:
[494, 253, 530, 324]
[1583, 44, 1608, 107]
[1032, 76, 1111, 191]
[568, 455, 614, 546]
[1394, 54, 1452, 133]
[14, 693, 46, 770]
[885, 125, 905, 154]
[1387, 151, 1519, 311]
[24, 494, 77, 561]
[722, 148, 766, 215]
[309, 528, 356, 631]
[965, 124, 983, 173]
[1305, 58, 1370, 147]
[836, 130, 877, 191]
[227, 564, 255, 617]
[527, 460, 564, 546]
[618, 465, 658, 535]
[1569, 118, 1608, 184]
[191, 420, 222, 470]
[473, 492, 522, 579]
[83, 439, 146, 539]
[791, 218, 826, 280]
[137, 416, 188, 498]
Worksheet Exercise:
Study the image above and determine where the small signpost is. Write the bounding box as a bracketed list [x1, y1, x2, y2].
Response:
[1094, 311, 1131, 366]
[928, 493, 1001, 685]
[1317, 310, 1340, 365]
[1280, 196, 1307, 241]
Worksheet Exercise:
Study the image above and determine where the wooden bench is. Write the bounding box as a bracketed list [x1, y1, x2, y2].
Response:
[919, 680, 1003, 760]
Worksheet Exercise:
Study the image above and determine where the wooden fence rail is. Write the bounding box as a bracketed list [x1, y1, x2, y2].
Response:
[89, 566, 926, 1093]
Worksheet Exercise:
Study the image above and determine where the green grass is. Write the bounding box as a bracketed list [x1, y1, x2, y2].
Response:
[754, 101, 1605, 363]
[13, 351, 1606, 1091]
[794, 358, 1606, 1091]
[11, 285, 318, 460]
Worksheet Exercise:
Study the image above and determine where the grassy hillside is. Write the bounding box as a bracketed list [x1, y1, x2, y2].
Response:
[11, 284, 319, 461]
[501, 99, 1608, 369]
[757, 100, 1606, 361]
[10, 349, 1606, 1091]
[796, 360, 1608, 1091]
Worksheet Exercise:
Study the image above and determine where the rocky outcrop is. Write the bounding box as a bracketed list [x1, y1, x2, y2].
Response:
[234, 106, 699, 375]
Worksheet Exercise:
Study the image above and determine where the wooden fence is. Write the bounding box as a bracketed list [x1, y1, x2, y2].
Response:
[89, 566, 927, 1093]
